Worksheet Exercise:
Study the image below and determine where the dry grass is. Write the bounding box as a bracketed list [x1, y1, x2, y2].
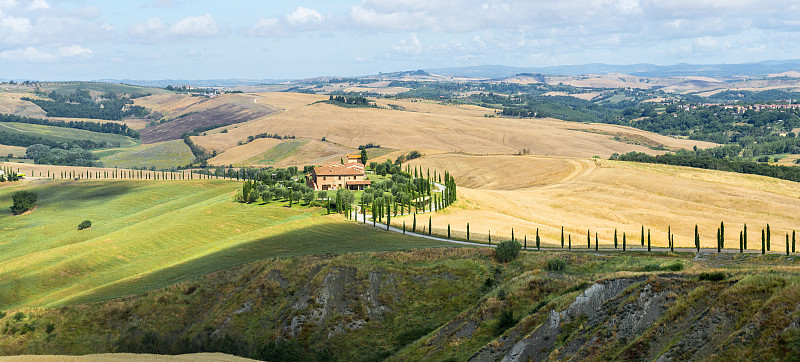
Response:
[0, 145, 25, 158]
[400, 154, 800, 250]
[190, 92, 714, 167]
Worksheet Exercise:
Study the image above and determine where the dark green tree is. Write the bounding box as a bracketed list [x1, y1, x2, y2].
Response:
[536, 228, 541, 250]
[561, 226, 564, 248]
[10, 190, 37, 215]
[647, 229, 651, 252]
[467, 222, 470, 241]
[587, 229, 591, 249]
[744, 224, 748, 250]
[614, 229, 618, 249]
[762, 229, 766, 254]
[641, 225, 645, 246]
[623, 232, 627, 251]
[695, 225, 700, 252]
[767, 224, 771, 251]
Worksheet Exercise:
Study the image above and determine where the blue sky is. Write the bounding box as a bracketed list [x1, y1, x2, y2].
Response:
[1, 0, 799, 80]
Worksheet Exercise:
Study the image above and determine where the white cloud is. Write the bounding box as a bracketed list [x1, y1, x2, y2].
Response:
[392, 33, 422, 54]
[56, 45, 92, 57]
[128, 14, 219, 42]
[0, 46, 56, 62]
[285, 6, 323, 27]
[247, 6, 326, 38]
[26, 0, 48, 10]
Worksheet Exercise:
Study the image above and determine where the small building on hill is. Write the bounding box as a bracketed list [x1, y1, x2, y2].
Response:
[306, 162, 371, 191]
[346, 154, 363, 164]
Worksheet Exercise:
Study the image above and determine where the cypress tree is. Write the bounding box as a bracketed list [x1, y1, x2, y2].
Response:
[668, 226, 671, 250]
[623, 233, 627, 251]
[412, 213, 416, 232]
[524, 235, 527, 249]
[641, 225, 645, 246]
[614, 229, 618, 249]
[467, 223, 470, 241]
[536, 228, 540, 250]
[740, 231, 743, 253]
[720, 221, 725, 249]
[695, 225, 700, 252]
[447, 224, 450, 239]
[561, 227, 564, 248]
[647, 229, 651, 252]
[787, 234, 790, 256]
[512, 228, 515, 242]
[428, 216, 431, 236]
[767, 224, 771, 251]
[595, 232, 598, 251]
[762, 229, 766, 254]
[569, 235, 572, 250]
[489, 230, 491, 244]
[793, 231, 796, 254]
[716, 228, 721, 253]
[587, 229, 591, 249]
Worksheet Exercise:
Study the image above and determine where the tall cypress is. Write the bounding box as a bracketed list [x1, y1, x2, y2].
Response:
[428, 216, 431, 236]
[614, 229, 618, 249]
[569, 235, 572, 250]
[524, 235, 527, 249]
[447, 224, 451, 239]
[739, 231, 743, 253]
[536, 228, 540, 250]
[595, 232, 598, 251]
[787, 234, 790, 256]
[716, 228, 721, 253]
[412, 212, 416, 231]
[587, 229, 591, 249]
[793, 231, 796, 254]
[512, 228, 515, 242]
[695, 225, 700, 252]
[561, 227, 564, 248]
[641, 225, 645, 246]
[767, 224, 771, 251]
[647, 229, 651, 252]
[720, 221, 725, 250]
[762, 229, 766, 254]
[623, 233, 626, 251]
[467, 223, 470, 241]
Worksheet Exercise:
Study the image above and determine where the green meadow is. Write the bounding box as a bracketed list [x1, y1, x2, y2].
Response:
[0, 122, 139, 147]
[0, 179, 450, 310]
[94, 140, 194, 169]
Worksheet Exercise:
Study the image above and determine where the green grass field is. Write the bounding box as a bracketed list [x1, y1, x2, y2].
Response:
[94, 140, 194, 169]
[244, 139, 308, 165]
[0, 122, 139, 148]
[0, 179, 450, 310]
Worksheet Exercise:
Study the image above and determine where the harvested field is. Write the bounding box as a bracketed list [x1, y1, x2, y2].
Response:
[400, 154, 800, 250]
[191, 93, 715, 162]
[208, 138, 353, 167]
[139, 103, 276, 144]
[0, 145, 25, 158]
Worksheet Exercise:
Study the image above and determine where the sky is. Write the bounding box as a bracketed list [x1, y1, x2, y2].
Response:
[1, 0, 800, 80]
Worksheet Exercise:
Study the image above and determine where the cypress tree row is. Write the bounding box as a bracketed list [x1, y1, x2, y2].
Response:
[739, 231, 743, 253]
[744, 224, 748, 250]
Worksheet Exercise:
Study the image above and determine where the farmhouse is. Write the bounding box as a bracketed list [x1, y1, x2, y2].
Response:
[346, 154, 363, 164]
[306, 162, 371, 191]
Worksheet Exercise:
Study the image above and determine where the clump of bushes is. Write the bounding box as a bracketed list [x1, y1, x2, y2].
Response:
[495, 240, 522, 263]
[643, 261, 685, 272]
[699, 271, 727, 281]
[78, 220, 92, 230]
[545, 258, 567, 272]
[495, 308, 516, 335]
[10, 190, 37, 215]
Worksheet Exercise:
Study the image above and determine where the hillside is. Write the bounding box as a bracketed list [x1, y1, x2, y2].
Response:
[2, 248, 799, 361]
[399, 153, 800, 249]
[0, 178, 449, 310]
[189, 92, 714, 166]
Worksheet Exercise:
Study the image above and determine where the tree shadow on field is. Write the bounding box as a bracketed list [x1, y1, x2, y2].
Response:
[59, 222, 450, 307]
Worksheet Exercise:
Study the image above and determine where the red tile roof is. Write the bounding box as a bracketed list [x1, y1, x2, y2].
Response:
[313, 163, 365, 176]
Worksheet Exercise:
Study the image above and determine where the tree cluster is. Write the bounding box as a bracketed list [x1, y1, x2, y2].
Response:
[0, 113, 139, 138]
[26, 144, 101, 167]
[22, 89, 149, 121]
[0, 130, 114, 149]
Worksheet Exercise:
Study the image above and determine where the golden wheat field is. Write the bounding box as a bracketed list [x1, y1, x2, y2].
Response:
[399, 153, 800, 250]
[182, 92, 714, 166]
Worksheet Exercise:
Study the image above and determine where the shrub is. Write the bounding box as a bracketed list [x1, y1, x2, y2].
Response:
[495, 240, 522, 263]
[495, 308, 516, 335]
[643, 263, 661, 272]
[10, 190, 37, 214]
[665, 262, 685, 271]
[78, 220, 92, 230]
[45, 323, 55, 334]
[699, 271, 727, 281]
[546, 258, 567, 272]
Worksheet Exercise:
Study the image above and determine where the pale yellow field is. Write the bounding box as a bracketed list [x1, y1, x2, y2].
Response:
[0, 145, 25, 157]
[192, 92, 715, 167]
[400, 154, 800, 250]
[0, 92, 46, 118]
